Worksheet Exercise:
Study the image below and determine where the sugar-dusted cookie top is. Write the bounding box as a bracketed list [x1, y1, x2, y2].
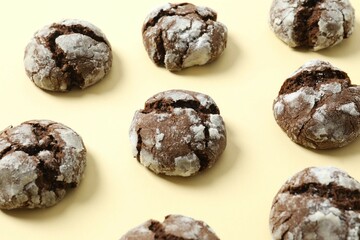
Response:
[129, 89, 226, 177]
[0, 120, 86, 209]
[273, 60, 360, 149]
[269, 0, 355, 50]
[142, 3, 227, 71]
[270, 166, 360, 239]
[120, 214, 220, 239]
[24, 19, 112, 91]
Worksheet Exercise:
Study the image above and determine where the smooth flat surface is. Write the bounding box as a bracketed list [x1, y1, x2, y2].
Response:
[1, 0, 360, 239]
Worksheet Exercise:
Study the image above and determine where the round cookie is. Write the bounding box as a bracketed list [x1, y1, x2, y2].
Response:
[269, 0, 355, 51]
[142, 3, 228, 71]
[0, 120, 86, 209]
[270, 166, 360, 239]
[120, 214, 220, 240]
[129, 89, 226, 177]
[24, 19, 112, 92]
[273, 60, 360, 149]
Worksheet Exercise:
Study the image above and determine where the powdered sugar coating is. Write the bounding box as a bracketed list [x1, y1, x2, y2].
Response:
[289, 59, 342, 77]
[129, 119, 139, 157]
[270, 0, 355, 50]
[59, 19, 106, 37]
[120, 219, 155, 239]
[129, 90, 226, 177]
[148, 90, 217, 109]
[172, 153, 201, 177]
[191, 125, 206, 141]
[0, 152, 39, 206]
[142, 3, 227, 71]
[161, 90, 195, 102]
[300, 166, 360, 190]
[0, 120, 86, 209]
[270, 167, 360, 240]
[155, 129, 164, 150]
[54, 126, 86, 184]
[120, 214, 220, 240]
[273, 60, 360, 149]
[270, 0, 297, 46]
[207, 115, 226, 141]
[338, 102, 360, 116]
[24, 19, 112, 92]
[164, 215, 203, 238]
[143, 3, 172, 26]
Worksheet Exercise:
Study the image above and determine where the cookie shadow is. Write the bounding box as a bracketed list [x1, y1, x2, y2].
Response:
[1, 151, 99, 219]
[309, 136, 360, 159]
[46, 50, 122, 98]
[315, 21, 360, 58]
[161, 125, 240, 186]
[173, 34, 240, 76]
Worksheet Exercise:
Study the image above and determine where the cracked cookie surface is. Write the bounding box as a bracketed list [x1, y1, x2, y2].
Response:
[270, 166, 360, 240]
[24, 19, 112, 91]
[269, 0, 355, 51]
[273, 60, 360, 149]
[120, 214, 220, 240]
[0, 120, 86, 209]
[129, 89, 226, 177]
[142, 3, 227, 71]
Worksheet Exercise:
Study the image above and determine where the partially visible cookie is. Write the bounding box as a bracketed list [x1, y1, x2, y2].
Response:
[129, 89, 226, 177]
[24, 19, 112, 91]
[270, 166, 360, 239]
[142, 3, 227, 71]
[273, 60, 360, 149]
[120, 214, 220, 240]
[269, 0, 355, 51]
[0, 120, 86, 209]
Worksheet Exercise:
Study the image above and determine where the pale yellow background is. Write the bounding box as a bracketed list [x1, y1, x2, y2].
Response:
[1, 0, 360, 239]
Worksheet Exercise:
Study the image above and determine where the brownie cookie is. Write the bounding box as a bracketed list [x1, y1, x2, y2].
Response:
[269, 0, 355, 51]
[0, 120, 86, 209]
[24, 19, 112, 91]
[273, 60, 360, 149]
[129, 90, 226, 177]
[142, 3, 227, 71]
[270, 166, 360, 240]
[120, 214, 220, 240]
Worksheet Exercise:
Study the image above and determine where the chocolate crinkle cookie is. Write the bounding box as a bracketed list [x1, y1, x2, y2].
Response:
[269, 0, 355, 51]
[142, 2, 228, 71]
[120, 214, 220, 240]
[24, 19, 112, 91]
[0, 120, 86, 209]
[129, 90, 226, 177]
[273, 60, 360, 149]
[270, 166, 360, 240]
